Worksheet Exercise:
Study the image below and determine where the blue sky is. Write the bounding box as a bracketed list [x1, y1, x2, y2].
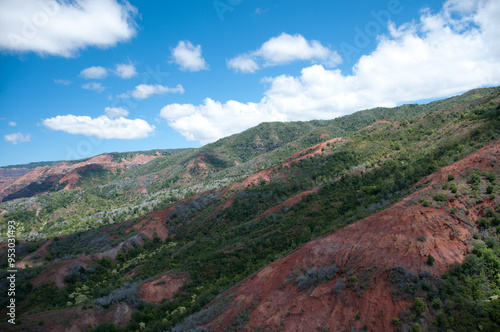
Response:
[1, 0, 499, 167]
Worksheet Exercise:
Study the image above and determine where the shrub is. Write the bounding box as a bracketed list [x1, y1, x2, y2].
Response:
[486, 172, 496, 183]
[434, 193, 448, 202]
[478, 217, 491, 228]
[295, 264, 338, 291]
[432, 298, 442, 309]
[116, 252, 126, 261]
[417, 235, 426, 242]
[392, 317, 401, 326]
[93, 282, 142, 308]
[334, 278, 346, 293]
[427, 254, 435, 266]
[75, 294, 88, 305]
[448, 174, 455, 181]
[414, 297, 427, 316]
[450, 184, 458, 194]
[469, 172, 482, 186]
[487, 185, 495, 194]
[410, 323, 422, 332]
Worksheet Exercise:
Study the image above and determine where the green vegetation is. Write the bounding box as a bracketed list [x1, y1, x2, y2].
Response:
[388, 165, 500, 331]
[427, 254, 435, 266]
[0, 87, 499, 331]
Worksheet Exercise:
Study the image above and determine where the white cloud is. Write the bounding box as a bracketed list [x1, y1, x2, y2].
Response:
[104, 107, 129, 118]
[227, 33, 342, 73]
[171, 41, 208, 72]
[54, 78, 72, 85]
[5, 132, 31, 145]
[131, 84, 184, 99]
[8, 121, 17, 127]
[116, 93, 131, 99]
[114, 63, 136, 79]
[0, 0, 138, 57]
[226, 55, 259, 74]
[42, 114, 155, 139]
[162, 0, 500, 144]
[80, 66, 108, 79]
[160, 99, 285, 144]
[82, 82, 106, 93]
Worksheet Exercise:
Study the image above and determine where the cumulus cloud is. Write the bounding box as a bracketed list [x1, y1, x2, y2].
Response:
[80, 66, 108, 79]
[171, 41, 208, 72]
[42, 114, 155, 139]
[8, 121, 17, 127]
[82, 82, 106, 93]
[114, 63, 136, 79]
[0, 0, 138, 57]
[227, 33, 342, 73]
[5, 132, 31, 145]
[54, 78, 72, 85]
[131, 84, 184, 99]
[226, 55, 259, 74]
[104, 106, 129, 118]
[160, 99, 285, 144]
[162, 0, 500, 143]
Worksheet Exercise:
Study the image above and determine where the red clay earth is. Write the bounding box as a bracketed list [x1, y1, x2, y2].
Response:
[0, 153, 159, 201]
[253, 186, 322, 221]
[361, 120, 393, 131]
[30, 257, 91, 289]
[137, 272, 188, 303]
[16, 238, 54, 268]
[204, 139, 500, 332]
[225, 137, 345, 194]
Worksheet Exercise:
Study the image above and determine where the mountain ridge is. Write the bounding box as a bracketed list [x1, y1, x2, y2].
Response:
[0, 86, 499, 331]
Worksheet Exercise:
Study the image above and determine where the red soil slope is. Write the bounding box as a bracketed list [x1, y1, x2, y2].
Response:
[253, 186, 322, 221]
[361, 120, 393, 131]
[225, 138, 344, 194]
[205, 140, 500, 331]
[0, 153, 159, 201]
[138, 272, 188, 303]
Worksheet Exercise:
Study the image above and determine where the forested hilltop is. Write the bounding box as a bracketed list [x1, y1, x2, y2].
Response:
[0, 86, 499, 331]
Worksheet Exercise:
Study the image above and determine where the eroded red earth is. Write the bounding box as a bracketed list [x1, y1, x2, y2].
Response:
[204, 140, 500, 331]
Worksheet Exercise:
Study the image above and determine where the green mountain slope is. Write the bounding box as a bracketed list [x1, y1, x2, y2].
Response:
[3, 87, 498, 242]
[0, 86, 499, 331]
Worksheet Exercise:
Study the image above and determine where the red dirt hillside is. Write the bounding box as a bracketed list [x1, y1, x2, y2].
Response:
[0, 153, 159, 202]
[138, 272, 188, 304]
[203, 140, 500, 332]
[253, 186, 322, 221]
[225, 137, 344, 193]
